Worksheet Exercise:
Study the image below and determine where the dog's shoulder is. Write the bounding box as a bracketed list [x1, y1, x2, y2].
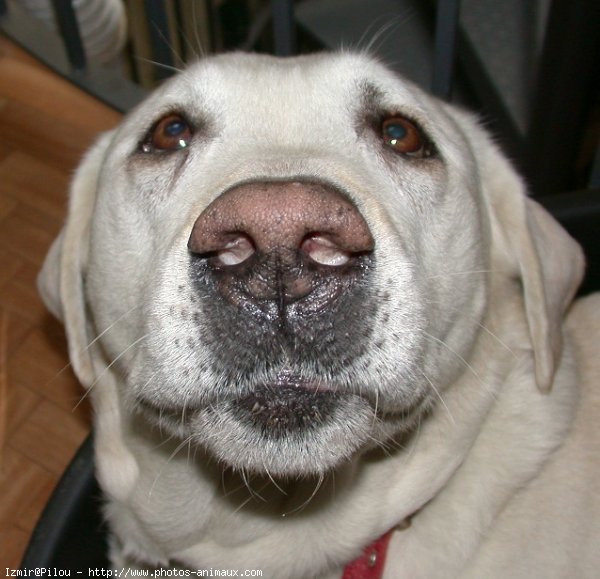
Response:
[566, 292, 600, 443]
[465, 292, 600, 577]
[567, 292, 600, 368]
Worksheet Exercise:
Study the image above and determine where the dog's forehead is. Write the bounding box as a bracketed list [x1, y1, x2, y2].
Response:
[162, 52, 427, 117]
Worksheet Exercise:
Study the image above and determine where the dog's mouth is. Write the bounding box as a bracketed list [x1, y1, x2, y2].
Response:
[137, 373, 341, 434]
[135, 370, 382, 476]
[233, 375, 341, 437]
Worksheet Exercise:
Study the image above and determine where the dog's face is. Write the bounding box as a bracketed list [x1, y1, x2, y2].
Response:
[40, 52, 583, 479]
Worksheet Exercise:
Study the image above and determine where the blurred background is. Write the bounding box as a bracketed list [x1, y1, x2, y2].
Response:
[2, 0, 599, 197]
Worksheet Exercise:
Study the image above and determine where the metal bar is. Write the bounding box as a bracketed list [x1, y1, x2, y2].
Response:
[526, 0, 600, 196]
[271, 0, 296, 56]
[50, 0, 86, 71]
[143, 0, 176, 80]
[590, 142, 600, 189]
[431, 0, 460, 99]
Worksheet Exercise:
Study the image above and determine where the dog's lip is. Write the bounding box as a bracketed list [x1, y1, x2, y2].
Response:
[135, 373, 335, 415]
[259, 370, 333, 393]
[233, 375, 342, 435]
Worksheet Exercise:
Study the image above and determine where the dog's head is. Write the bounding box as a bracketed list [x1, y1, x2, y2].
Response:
[39, 53, 583, 478]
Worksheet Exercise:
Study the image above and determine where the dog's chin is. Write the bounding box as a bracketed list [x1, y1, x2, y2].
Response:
[136, 378, 431, 478]
[189, 385, 377, 477]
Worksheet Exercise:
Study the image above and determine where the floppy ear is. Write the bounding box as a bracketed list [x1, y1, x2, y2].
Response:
[38, 131, 115, 388]
[460, 114, 585, 392]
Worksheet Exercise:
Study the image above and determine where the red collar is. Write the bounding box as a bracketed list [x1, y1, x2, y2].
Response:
[342, 530, 394, 579]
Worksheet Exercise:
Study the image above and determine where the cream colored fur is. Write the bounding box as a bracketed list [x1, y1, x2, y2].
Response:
[38, 52, 600, 578]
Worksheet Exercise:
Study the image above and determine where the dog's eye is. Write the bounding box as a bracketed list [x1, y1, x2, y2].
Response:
[381, 117, 427, 156]
[141, 114, 193, 153]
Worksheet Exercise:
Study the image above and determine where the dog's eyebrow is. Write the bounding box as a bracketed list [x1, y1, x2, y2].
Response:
[352, 80, 387, 137]
[357, 81, 385, 116]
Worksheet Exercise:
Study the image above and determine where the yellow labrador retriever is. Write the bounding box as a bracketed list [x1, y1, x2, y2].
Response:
[39, 52, 600, 577]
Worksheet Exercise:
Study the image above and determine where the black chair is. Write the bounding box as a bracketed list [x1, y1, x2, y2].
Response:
[21, 435, 111, 569]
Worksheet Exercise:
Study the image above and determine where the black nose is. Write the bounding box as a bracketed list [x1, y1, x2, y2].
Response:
[188, 181, 374, 313]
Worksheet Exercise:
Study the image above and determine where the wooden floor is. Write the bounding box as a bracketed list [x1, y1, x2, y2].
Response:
[0, 36, 121, 568]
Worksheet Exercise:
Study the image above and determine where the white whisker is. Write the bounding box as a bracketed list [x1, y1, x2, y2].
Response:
[73, 333, 149, 410]
[282, 473, 325, 516]
[372, 387, 380, 429]
[421, 269, 492, 281]
[477, 322, 519, 358]
[191, 1, 209, 58]
[241, 468, 266, 503]
[365, 432, 394, 458]
[264, 467, 288, 496]
[357, 10, 416, 58]
[230, 477, 271, 517]
[422, 330, 485, 385]
[134, 56, 184, 76]
[419, 370, 456, 426]
[421, 331, 497, 402]
[51, 305, 140, 386]
[149, 435, 194, 498]
[83, 305, 141, 353]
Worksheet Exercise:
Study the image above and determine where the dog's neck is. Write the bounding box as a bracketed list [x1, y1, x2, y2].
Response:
[99, 342, 504, 575]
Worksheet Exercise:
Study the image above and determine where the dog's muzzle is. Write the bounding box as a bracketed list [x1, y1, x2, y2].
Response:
[186, 181, 377, 442]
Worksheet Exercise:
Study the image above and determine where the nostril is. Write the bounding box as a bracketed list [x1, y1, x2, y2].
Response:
[216, 234, 256, 266]
[301, 234, 351, 267]
[188, 180, 375, 277]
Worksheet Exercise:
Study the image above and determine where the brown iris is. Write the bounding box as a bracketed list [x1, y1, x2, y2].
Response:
[381, 116, 427, 156]
[142, 114, 193, 152]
